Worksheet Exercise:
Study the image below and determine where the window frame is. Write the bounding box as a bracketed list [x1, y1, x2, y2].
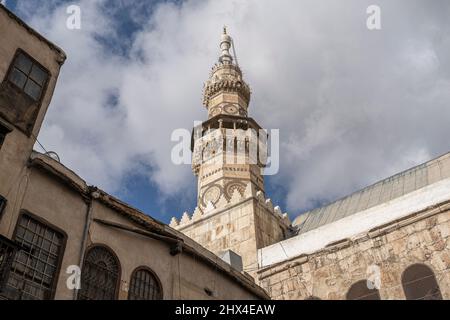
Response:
[6, 210, 67, 300]
[0, 234, 19, 294]
[0, 118, 13, 150]
[128, 266, 163, 300]
[0, 195, 6, 220]
[3, 49, 51, 104]
[78, 244, 121, 300]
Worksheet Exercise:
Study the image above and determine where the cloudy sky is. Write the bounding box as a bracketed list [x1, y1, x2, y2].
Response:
[4, 0, 450, 223]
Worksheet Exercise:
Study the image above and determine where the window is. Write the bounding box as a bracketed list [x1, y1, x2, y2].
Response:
[0, 195, 6, 220]
[0, 131, 5, 149]
[78, 245, 120, 300]
[0, 235, 19, 296]
[1, 213, 66, 300]
[7, 51, 49, 101]
[304, 296, 321, 300]
[128, 267, 162, 300]
[0, 120, 12, 150]
[402, 264, 442, 300]
[346, 280, 381, 300]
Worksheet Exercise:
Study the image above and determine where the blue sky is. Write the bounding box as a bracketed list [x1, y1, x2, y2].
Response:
[4, 0, 450, 224]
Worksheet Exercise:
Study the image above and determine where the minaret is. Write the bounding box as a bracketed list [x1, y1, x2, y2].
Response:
[192, 27, 264, 211]
[171, 29, 291, 272]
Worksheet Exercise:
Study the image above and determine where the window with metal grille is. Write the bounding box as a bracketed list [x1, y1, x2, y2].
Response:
[128, 267, 162, 300]
[0, 235, 19, 298]
[7, 51, 49, 101]
[78, 246, 120, 300]
[0, 120, 12, 151]
[402, 263, 443, 300]
[1, 213, 65, 300]
[0, 131, 5, 149]
[0, 195, 6, 220]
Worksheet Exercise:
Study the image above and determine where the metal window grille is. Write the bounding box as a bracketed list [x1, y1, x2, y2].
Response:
[0, 132, 5, 149]
[78, 246, 120, 300]
[1, 214, 64, 300]
[0, 235, 19, 299]
[128, 268, 162, 300]
[0, 195, 6, 219]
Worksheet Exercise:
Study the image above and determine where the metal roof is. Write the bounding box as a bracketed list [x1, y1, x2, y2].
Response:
[293, 151, 450, 235]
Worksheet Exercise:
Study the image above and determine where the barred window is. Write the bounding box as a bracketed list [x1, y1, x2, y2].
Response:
[402, 264, 442, 300]
[7, 51, 49, 101]
[0, 235, 19, 296]
[78, 246, 120, 300]
[2, 213, 65, 300]
[128, 267, 162, 300]
[0, 195, 6, 220]
[0, 120, 12, 151]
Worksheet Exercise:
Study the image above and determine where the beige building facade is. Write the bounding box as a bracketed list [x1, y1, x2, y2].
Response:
[0, 5, 268, 300]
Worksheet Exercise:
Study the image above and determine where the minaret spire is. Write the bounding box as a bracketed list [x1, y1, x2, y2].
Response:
[219, 26, 233, 64]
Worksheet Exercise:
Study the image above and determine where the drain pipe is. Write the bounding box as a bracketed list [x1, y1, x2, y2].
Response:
[72, 187, 99, 300]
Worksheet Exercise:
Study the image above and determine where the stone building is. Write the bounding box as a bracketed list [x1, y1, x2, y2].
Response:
[171, 29, 450, 299]
[1, 2, 448, 301]
[170, 28, 292, 273]
[0, 5, 268, 300]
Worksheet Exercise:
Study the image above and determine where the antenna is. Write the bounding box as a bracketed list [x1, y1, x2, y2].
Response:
[45, 151, 60, 162]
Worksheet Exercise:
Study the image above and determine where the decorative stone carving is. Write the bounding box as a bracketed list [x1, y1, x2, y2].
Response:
[274, 206, 282, 215]
[223, 104, 239, 115]
[224, 180, 247, 200]
[169, 217, 179, 227]
[204, 201, 215, 214]
[180, 211, 191, 225]
[192, 207, 203, 220]
[230, 188, 243, 204]
[256, 190, 265, 202]
[265, 199, 274, 212]
[201, 184, 223, 207]
[215, 194, 229, 208]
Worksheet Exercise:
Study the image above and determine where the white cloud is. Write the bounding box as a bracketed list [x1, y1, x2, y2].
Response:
[18, 0, 450, 216]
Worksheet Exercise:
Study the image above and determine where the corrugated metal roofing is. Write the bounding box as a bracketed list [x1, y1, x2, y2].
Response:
[293, 151, 450, 235]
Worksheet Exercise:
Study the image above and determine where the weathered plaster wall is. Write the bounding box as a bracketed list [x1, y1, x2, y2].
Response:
[0, 6, 65, 237]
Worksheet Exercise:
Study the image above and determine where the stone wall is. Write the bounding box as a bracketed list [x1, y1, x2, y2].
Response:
[256, 203, 450, 300]
[172, 185, 291, 272]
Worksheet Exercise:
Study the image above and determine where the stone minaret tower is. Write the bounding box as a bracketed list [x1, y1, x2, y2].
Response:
[171, 29, 291, 273]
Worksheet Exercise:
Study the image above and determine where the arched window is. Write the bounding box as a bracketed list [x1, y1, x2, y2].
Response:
[78, 245, 120, 300]
[128, 267, 163, 300]
[346, 280, 381, 300]
[402, 264, 442, 300]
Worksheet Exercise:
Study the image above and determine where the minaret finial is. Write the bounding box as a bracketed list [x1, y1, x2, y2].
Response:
[219, 26, 233, 64]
